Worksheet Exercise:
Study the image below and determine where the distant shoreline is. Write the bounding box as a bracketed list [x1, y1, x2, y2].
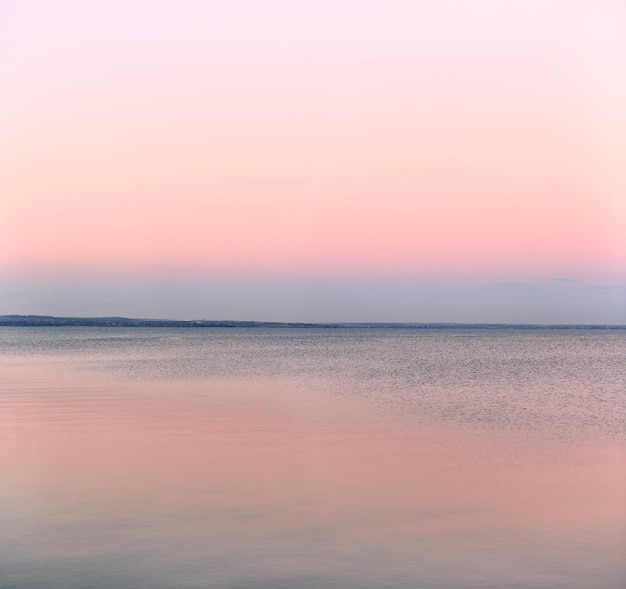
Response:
[0, 315, 624, 329]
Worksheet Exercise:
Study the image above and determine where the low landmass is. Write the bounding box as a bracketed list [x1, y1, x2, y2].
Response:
[0, 315, 623, 329]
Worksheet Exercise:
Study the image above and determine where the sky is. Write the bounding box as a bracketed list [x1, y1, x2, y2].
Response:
[1, 0, 625, 323]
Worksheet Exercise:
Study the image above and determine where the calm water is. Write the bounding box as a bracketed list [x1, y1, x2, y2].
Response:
[1, 327, 624, 588]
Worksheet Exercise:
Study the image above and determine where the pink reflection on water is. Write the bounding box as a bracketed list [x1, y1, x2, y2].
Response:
[1, 368, 625, 587]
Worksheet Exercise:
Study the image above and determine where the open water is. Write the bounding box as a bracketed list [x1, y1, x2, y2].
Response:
[1, 327, 624, 588]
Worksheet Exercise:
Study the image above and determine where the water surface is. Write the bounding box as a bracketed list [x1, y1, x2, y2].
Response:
[1, 328, 624, 588]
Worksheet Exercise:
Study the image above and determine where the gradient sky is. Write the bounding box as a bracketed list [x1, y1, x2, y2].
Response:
[1, 0, 625, 322]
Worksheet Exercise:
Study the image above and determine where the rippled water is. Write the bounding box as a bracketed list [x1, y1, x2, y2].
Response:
[1, 327, 625, 588]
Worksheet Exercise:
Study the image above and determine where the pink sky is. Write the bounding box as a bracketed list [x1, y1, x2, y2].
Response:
[1, 0, 625, 320]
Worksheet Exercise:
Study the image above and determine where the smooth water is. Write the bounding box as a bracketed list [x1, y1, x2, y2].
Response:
[1, 328, 624, 588]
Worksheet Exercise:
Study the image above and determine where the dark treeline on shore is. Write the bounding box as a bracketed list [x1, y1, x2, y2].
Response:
[0, 315, 623, 329]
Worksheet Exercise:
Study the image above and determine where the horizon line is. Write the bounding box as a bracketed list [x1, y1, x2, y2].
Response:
[1, 315, 624, 329]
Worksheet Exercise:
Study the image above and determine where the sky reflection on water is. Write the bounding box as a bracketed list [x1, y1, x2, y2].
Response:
[1, 363, 624, 589]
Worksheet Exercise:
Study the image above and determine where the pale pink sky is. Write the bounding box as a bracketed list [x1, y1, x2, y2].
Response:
[1, 0, 625, 321]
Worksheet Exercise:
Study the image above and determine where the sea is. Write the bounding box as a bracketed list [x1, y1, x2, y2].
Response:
[1, 327, 624, 588]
